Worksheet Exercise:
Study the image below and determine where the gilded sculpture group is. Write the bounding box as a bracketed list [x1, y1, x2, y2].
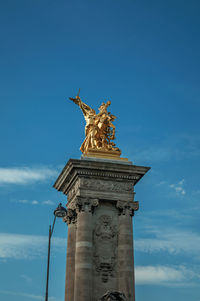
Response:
[69, 92, 121, 155]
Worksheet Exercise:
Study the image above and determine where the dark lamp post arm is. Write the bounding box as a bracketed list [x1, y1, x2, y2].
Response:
[45, 216, 56, 301]
[51, 216, 56, 237]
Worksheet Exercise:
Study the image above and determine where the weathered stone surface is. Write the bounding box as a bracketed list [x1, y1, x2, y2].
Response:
[54, 158, 150, 301]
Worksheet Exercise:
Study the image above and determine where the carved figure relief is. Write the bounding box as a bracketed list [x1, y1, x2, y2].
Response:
[94, 215, 117, 283]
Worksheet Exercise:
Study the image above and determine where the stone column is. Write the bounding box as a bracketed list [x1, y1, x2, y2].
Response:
[64, 209, 77, 301]
[74, 197, 99, 301]
[117, 201, 139, 301]
[53, 158, 150, 301]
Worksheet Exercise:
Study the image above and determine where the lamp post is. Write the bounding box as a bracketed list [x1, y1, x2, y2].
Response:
[45, 203, 67, 301]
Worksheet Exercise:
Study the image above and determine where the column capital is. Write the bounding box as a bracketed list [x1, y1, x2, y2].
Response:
[69, 197, 99, 214]
[63, 208, 77, 225]
[116, 201, 139, 216]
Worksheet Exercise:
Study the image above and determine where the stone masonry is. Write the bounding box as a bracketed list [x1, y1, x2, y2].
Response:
[53, 158, 150, 301]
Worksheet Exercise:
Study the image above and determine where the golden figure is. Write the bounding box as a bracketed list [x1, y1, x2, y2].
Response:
[69, 90, 126, 160]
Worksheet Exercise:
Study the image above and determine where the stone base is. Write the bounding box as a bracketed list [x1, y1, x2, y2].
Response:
[81, 156, 133, 165]
[82, 148, 128, 161]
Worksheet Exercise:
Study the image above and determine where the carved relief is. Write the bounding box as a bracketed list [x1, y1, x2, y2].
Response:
[81, 178, 134, 193]
[94, 215, 118, 283]
[116, 201, 139, 216]
[67, 175, 136, 201]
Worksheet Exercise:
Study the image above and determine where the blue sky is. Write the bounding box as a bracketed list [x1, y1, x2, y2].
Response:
[0, 0, 200, 300]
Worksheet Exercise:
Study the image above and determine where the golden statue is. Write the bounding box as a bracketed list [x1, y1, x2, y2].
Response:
[69, 90, 127, 161]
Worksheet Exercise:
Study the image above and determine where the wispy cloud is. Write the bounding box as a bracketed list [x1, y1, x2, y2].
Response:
[0, 290, 61, 301]
[0, 167, 58, 185]
[20, 274, 32, 283]
[16, 199, 56, 206]
[135, 227, 200, 256]
[169, 179, 186, 195]
[18, 199, 29, 204]
[32, 200, 39, 205]
[42, 200, 55, 206]
[135, 265, 199, 286]
[0, 233, 66, 260]
[144, 208, 194, 222]
[155, 180, 167, 186]
[135, 205, 200, 271]
[133, 146, 173, 163]
[131, 133, 200, 164]
[154, 177, 186, 198]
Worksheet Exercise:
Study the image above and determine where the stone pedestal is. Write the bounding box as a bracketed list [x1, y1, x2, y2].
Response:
[54, 158, 150, 301]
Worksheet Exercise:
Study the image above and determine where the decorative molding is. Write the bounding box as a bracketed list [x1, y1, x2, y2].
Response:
[94, 215, 117, 283]
[76, 169, 140, 181]
[116, 201, 139, 216]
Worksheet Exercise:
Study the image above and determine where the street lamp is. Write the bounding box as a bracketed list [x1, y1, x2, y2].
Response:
[45, 203, 67, 301]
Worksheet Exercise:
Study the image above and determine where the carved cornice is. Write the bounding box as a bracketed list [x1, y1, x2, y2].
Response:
[76, 169, 139, 181]
[116, 201, 139, 216]
[53, 159, 151, 196]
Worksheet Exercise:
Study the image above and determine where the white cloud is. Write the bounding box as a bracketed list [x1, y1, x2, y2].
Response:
[0, 167, 58, 185]
[0, 233, 66, 260]
[135, 265, 199, 286]
[0, 290, 60, 301]
[32, 200, 39, 205]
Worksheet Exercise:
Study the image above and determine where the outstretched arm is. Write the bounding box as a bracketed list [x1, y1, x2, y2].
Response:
[69, 95, 81, 106]
[69, 88, 81, 105]
[69, 94, 96, 117]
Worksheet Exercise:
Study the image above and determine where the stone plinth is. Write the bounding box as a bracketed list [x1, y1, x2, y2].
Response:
[53, 158, 150, 301]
